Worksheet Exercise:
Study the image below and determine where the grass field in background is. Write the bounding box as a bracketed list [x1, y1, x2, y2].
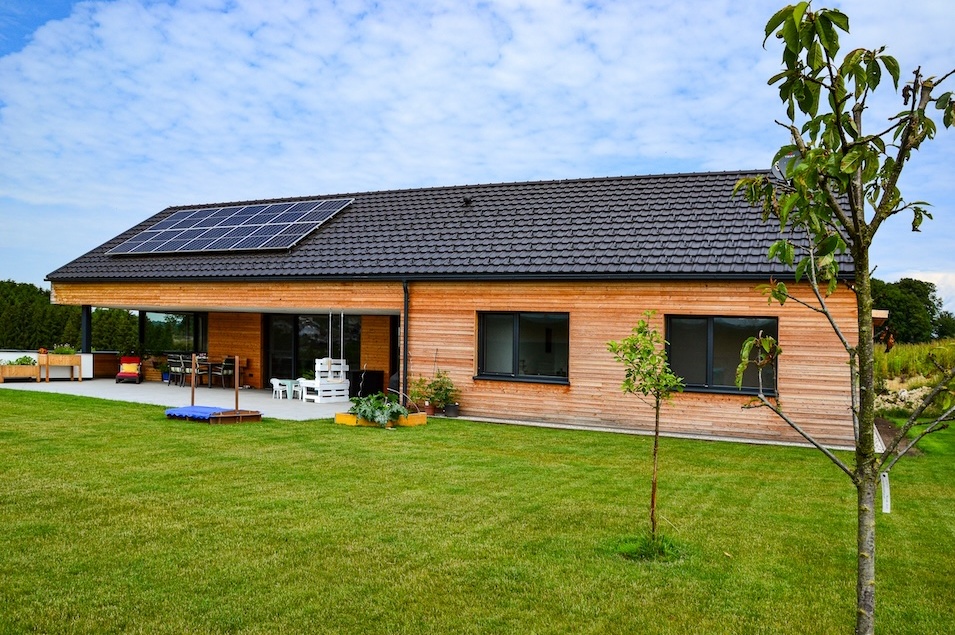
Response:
[1, 390, 953, 634]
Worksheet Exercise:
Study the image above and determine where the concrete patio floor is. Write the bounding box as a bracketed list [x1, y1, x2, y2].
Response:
[0, 378, 345, 421]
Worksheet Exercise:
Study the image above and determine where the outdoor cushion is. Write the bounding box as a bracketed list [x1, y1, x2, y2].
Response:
[119, 363, 139, 374]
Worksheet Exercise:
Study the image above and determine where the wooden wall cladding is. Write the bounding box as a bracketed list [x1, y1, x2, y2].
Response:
[52, 278, 858, 445]
[360, 315, 393, 379]
[51, 280, 405, 313]
[403, 280, 858, 447]
[208, 312, 263, 388]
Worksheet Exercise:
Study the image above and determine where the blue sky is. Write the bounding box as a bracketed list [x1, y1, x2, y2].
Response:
[1, 0, 953, 309]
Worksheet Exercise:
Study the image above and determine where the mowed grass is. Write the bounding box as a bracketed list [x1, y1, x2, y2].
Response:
[1, 391, 953, 634]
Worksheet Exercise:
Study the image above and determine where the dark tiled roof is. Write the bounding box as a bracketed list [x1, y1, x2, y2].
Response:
[47, 171, 847, 282]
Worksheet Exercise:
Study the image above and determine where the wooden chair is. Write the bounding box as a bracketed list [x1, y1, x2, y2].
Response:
[166, 354, 184, 386]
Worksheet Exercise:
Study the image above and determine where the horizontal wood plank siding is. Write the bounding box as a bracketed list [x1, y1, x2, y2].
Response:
[360, 315, 393, 380]
[208, 313, 264, 388]
[51, 281, 405, 313]
[52, 278, 857, 445]
[405, 280, 856, 446]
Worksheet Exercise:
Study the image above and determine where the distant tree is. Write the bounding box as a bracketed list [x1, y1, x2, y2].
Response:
[937, 310, 955, 340]
[0, 280, 79, 350]
[734, 4, 955, 633]
[608, 311, 684, 542]
[872, 277, 942, 343]
[91, 308, 139, 353]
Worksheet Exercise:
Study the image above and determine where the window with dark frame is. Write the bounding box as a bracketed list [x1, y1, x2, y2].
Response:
[666, 315, 778, 394]
[477, 312, 569, 382]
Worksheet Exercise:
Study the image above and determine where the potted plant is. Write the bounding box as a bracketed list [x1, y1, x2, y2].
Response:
[343, 392, 409, 428]
[428, 370, 459, 414]
[0, 356, 40, 382]
[408, 376, 432, 413]
[46, 343, 80, 366]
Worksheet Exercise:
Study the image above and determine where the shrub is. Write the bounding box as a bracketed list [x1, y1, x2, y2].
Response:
[348, 392, 408, 428]
[3, 356, 37, 366]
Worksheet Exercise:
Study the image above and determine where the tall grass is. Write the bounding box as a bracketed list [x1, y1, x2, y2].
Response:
[874, 337, 955, 388]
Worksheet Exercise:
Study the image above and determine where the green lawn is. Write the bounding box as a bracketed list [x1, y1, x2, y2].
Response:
[1, 391, 953, 634]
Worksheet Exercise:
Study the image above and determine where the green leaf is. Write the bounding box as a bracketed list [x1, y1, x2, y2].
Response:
[840, 147, 865, 173]
[763, 5, 792, 46]
[816, 234, 841, 257]
[911, 206, 933, 232]
[841, 113, 860, 139]
[806, 41, 824, 72]
[880, 54, 900, 89]
[791, 1, 810, 26]
[768, 70, 790, 86]
[814, 15, 833, 56]
[794, 257, 810, 283]
[782, 14, 800, 53]
[817, 15, 840, 56]
[825, 9, 849, 33]
[866, 59, 881, 90]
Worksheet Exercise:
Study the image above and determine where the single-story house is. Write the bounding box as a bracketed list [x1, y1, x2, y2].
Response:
[47, 171, 856, 446]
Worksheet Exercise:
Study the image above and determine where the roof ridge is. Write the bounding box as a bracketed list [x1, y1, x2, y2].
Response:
[163, 169, 770, 212]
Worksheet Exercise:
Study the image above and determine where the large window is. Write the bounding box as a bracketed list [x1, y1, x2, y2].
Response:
[666, 316, 778, 394]
[144, 312, 207, 354]
[266, 314, 361, 379]
[477, 312, 569, 382]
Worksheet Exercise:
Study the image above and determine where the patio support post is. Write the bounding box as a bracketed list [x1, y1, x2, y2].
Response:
[402, 280, 410, 407]
[80, 305, 92, 353]
[138, 311, 147, 356]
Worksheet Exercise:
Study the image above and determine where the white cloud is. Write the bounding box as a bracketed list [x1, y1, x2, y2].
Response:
[0, 0, 952, 290]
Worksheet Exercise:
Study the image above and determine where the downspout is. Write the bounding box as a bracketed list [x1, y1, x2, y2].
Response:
[402, 280, 410, 407]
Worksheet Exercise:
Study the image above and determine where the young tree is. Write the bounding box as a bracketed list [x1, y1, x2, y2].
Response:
[607, 311, 684, 540]
[734, 4, 955, 633]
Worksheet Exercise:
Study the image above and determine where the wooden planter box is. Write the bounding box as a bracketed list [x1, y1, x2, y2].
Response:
[334, 412, 427, 427]
[0, 365, 40, 382]
[39, 354, 83, 382]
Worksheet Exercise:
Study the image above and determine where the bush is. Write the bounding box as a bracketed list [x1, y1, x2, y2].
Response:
[2, 356, 37, 366]
[428, 370, 458, 408]
[348, 392, 408, 428]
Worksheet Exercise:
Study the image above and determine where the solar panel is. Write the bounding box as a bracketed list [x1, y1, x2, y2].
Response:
[107, 197, 353, 255]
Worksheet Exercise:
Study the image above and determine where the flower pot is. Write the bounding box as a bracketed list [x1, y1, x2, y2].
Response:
[424, 402, 436, 415]
[444, 403, 460, 417]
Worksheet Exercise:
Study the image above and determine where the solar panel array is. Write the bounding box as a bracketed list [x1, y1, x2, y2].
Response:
[107, 198, 353, 255]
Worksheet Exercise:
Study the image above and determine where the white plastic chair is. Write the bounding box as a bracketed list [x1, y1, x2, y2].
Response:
[270, 377, 289, 399]
[291, 378, 306, 400]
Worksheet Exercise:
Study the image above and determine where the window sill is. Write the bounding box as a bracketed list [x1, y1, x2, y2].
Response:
[474, 374, 570, 386]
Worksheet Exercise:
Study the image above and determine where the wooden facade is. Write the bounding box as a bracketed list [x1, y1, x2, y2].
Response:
[51, 277, 856, 446]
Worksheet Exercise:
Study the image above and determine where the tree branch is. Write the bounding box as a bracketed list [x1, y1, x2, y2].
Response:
[752, 393, 855, 480]
[880, 411, 952, 475]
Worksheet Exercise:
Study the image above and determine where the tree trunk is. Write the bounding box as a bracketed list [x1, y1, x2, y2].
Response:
[650, 396, 660, 540]
[856, 474, 876, 635]
[853, 246, 878, 635]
